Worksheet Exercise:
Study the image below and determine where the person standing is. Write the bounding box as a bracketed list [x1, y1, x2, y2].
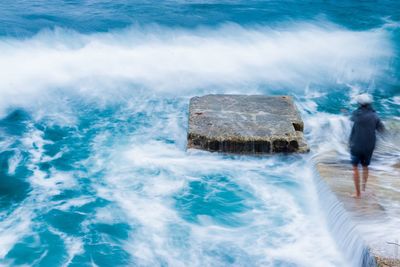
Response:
[349, 94, 384, 198]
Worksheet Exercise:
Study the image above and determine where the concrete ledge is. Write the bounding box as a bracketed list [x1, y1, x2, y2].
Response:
[316, 159, 400, 266]
[187, 94, 309, 154]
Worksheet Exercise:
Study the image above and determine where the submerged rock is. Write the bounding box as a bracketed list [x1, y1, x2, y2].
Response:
[187, 94, 309, 154]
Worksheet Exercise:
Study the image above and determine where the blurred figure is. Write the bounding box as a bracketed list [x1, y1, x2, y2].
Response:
[349, 94, 384, 198]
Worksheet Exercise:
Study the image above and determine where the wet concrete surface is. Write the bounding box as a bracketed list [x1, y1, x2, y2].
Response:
[187, 94, 309, 153]
[316, 154, 400, 266]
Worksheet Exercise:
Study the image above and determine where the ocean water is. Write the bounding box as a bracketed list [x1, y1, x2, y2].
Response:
[0, 1, 399, 266]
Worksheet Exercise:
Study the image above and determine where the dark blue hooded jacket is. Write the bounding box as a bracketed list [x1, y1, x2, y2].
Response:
[349, 105, 384, 155]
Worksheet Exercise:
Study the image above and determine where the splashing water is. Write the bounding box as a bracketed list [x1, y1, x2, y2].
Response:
[0, 1, 399, 266]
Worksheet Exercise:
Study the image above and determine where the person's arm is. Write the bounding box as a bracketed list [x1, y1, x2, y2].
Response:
[376, 117, 385, 132]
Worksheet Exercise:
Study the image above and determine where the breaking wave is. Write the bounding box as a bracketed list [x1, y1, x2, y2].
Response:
[0, 23, 394, 110]
[0, 20, 398, 267]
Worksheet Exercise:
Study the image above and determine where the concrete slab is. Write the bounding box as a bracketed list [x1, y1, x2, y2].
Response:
[316, 157, 400, 266]
[187, 94, 309, 153]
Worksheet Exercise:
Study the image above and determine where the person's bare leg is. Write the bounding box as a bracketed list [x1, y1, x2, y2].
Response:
[352, 165, 361, 198]
[362, 165, 369, 192]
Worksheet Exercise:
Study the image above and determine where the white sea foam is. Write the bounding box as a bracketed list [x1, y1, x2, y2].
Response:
[0, 125, 85, 261]
[93, 139, 349, 266]
[0, 21, 397, 266]
[6, 150, 22, 176]
[0, 207, 33, 259]
[82, 96, 349, 266]
[0, 23, 393, 112]
[393, 96, 400, 105]
[305, 112, 352, 160]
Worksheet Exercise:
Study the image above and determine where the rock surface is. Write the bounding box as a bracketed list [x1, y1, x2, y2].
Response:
[316, 156, 400, 266]
[187, 94, 309, 153]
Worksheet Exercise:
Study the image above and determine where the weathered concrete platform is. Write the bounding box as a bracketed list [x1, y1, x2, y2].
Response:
[187, 95, 309, 153]
[316, 151, 400, 266]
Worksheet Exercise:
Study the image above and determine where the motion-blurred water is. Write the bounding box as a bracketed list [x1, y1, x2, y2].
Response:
[0, 1, 399, 266]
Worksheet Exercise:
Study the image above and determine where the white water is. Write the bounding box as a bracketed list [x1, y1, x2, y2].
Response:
[313, 168, 376, 267]
[0, 23, 393, 111]
[0, 22, 398, 266]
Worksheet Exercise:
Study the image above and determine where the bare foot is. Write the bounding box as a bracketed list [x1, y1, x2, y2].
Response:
[351, 193, 361, 199]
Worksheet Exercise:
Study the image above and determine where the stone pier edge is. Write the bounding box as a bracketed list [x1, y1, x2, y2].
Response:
[312, 164, 400, 267]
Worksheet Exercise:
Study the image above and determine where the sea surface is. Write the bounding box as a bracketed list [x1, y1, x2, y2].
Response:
[0, 1, 399, 266]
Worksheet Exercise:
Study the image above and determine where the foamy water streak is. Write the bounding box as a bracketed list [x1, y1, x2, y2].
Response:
[0, 23, 393, 106]
[0, 94, 355, 266]
[0, 20, 398, 266]
[312, 168, 376, 267]
[94, 140, 349, 266]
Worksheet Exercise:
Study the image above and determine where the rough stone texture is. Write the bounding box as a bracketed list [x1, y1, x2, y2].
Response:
[187, 94, 309, 153]
[376, 257, 400, 267]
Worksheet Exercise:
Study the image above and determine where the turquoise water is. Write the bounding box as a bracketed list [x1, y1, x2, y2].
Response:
[0, 1, 399, 266]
